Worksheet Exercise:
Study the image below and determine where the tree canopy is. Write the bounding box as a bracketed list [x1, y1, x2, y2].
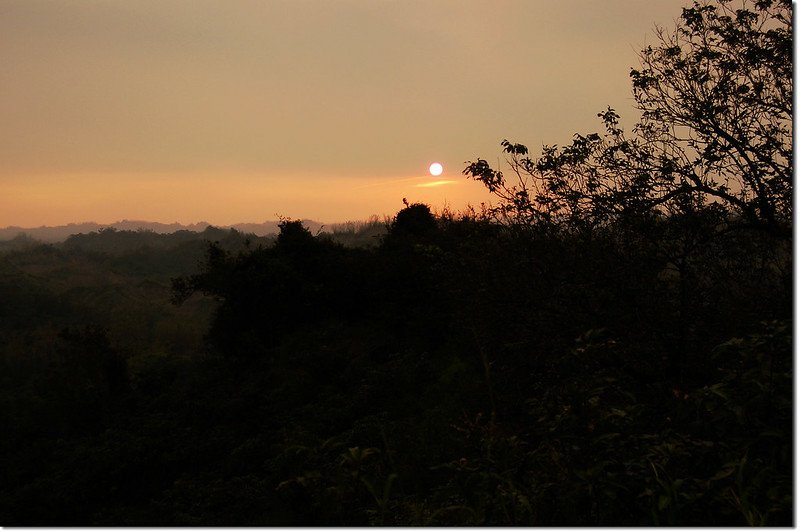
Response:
[465, 0, 792, 237]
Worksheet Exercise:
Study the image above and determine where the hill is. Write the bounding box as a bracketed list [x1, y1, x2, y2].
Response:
[0, 219, 326, 243]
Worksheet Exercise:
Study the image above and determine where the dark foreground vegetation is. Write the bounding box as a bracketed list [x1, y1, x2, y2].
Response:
[0, 203, 791, 526]
[1, 0, 792, 525]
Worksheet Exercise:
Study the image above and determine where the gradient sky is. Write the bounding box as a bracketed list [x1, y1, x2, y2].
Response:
[1, 0, 689, 227]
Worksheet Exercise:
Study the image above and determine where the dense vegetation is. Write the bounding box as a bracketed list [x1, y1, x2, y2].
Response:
[1, 0, 791, 525]
[0, 203, 791, 526]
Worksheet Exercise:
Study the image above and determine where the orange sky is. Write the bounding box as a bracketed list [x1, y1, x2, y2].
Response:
[2, 170, 493, 226]
[0, 0, 689, 227]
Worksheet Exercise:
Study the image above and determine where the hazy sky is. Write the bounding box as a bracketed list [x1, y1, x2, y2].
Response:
[1, 0, 689, 226]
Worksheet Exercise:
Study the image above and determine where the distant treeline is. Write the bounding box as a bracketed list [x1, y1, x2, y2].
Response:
[1, 0, 792, 523]
[0, 216, 385, 245]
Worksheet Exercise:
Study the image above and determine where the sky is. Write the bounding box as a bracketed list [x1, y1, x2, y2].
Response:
[1, 0, 690, 227]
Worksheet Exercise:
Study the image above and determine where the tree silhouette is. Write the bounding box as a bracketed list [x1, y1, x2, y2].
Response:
[389, 203, 438, 238]
[465, 0, 791, 237]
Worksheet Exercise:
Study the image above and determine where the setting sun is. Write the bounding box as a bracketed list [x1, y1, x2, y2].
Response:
[0, 0, 789, 527]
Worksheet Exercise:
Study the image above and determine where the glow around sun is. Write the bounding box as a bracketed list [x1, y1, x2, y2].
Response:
[429, 162, 443, 176]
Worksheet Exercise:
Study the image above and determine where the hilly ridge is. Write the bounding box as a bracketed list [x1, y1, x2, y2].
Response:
[0, 219, 326, 243]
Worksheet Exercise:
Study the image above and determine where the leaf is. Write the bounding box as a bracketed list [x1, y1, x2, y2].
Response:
[710, 466, 736, 481]
[658, 494, 671, 510]
[706, 383, 729, 400]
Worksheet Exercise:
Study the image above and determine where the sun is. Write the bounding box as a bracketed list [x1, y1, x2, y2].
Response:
[428, 162, 443, 176]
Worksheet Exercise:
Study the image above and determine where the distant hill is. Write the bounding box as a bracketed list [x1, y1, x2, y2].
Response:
[0, 219, 326, 243]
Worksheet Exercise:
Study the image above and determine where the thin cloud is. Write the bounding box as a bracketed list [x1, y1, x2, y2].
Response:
[415, 180, 457, 188]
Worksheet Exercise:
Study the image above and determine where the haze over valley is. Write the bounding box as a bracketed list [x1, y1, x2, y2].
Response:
[0, 0, 791, 526]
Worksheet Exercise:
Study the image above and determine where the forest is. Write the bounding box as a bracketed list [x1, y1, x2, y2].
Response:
[1, 0, 792, 526]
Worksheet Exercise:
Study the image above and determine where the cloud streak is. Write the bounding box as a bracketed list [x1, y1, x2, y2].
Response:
[415, 180, 457, 188]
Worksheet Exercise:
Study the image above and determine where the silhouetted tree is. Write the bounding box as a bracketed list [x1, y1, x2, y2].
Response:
[171, 219, 375, 357]
[275, 219, 317, 251]
[389, 203, 438, 239]
[465, 0, 791, 237]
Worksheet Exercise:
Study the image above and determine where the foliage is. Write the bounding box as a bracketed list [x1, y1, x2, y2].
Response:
[327, 215, 387, 248]
[0, 200, 790, 525]
[0, 0, 792, 524]
[464, 0, 791, 237]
